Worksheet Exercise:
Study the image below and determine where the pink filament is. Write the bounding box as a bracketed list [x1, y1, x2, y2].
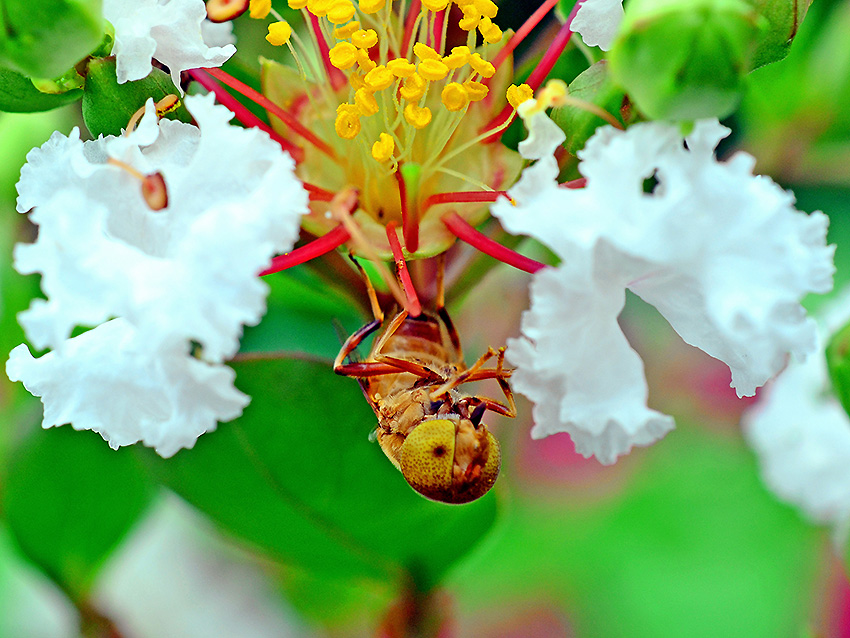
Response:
[491, 0, 561, 73]
[308, 13, 348, 91]
[442, 212, 546, 274]
[259, 225, 351, 276]
[422, 190, 509, 214]
[386, 222, 423, 317]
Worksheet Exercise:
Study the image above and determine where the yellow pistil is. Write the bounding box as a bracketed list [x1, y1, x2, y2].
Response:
[266, 21, 293, 46]
[404, 103, 432, 129]
[249, 0, 271, 19]
[371, 133, 395, 162]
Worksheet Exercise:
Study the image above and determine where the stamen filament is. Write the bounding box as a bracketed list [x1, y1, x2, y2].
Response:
[402, 0, 422, 59]
[204, 67, 337, 159]
[386, 222, 423, 317]
[259, 225, 351, 276]
[422, 189, 508, 214]
[308, 12, 348, 90]
[490, 0, 560, 73]
[188, 69, 305, 163]
[442, 211, 546, 274]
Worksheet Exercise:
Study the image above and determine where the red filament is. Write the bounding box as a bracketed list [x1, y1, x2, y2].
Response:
[442, 211, 546, 274]
[259, 225, 351, 276]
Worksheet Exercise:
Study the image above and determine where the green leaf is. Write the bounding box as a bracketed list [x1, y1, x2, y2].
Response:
[826, 321, 850, 418]
[2, 426, 156, 600]
[142, 357, 498, 593]
[82, 56, 191, 138]
[0, 66, 82, 113]
[0, 0, 103, 80]
[748, 0, 812, 68]
[551, 61, 627, 154]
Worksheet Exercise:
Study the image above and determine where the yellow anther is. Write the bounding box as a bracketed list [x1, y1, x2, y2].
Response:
[387, 58, 416, 78]
[335, 110, 361, 139]
[354, 87, 379, 115]
[371, 133, 395, 162]
[455, 0, 474, 6]
[458, 6, 480, 30]
[307, 0, 331, 16]
[463, 79, 488, 101]
[359, 0, 385, 13]
[329, 41, 358, 69]
[349, 71, 367, 89]
[404, 103, 432, 129]
[537, 79, 569, 108]
[249, 0, 272, 19]
[356, 48, 377, 71]
[288, 0, 308, 8]
[364, 65, 395, 90]
[478, 17, 503, 43]
[468, 53, 495, 78]
[441, 82, 469, 112]
[443, 46, 470, 69]
[333, 21, 361, 39]
[422, 0, 450, 10]
[352, 28, 378, 49]
[327, 0, 356, 24]
[473, 0, 498, 18]
[418, 58, 449, 81]
[413, 42, 442, 61]
[399, 73, 427, 101]
[507, 83, 534, 109]
[266, 21, 293, 46]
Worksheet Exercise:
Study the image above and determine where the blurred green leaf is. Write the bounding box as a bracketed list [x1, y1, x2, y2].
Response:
[142, 357, 498, 595]
[0, 0, 103, 80]
[240, 267, 364, 360]
[1, 426, 155, 601]
[0, 67, 82, 113]
[749, 0, 812, 68]
[82, 57, 191, 137]
[451, 425, 822, 638]
[826, 321, 850, 418]
[552, 61, 627, 154]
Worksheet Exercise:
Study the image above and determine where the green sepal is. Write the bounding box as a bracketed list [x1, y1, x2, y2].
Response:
[826, 321, 850, 419]
[748, 0, 812, 68]
[0, 0, 103, 80]
[0, 66, 83, 113]
[82, 57, 191, 138]
[608, 0, 766, 121]
[551, 61, 628, 154]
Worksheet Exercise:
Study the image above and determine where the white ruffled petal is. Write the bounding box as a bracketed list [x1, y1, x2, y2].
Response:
[104, 0, 235, 87]
[507, 264, 674, 465]
[571, 0, 625, 51]
[7, 320, 248, 458]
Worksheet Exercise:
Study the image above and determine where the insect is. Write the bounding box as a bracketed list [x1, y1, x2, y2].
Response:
[334, 258, 515, 504]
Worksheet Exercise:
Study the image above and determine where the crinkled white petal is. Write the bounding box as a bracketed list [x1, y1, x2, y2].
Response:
[571, 0, 624, 51]
[493, 115, 834, 463]
[508, 265, 675, 465]
[744, 290, 850, 538]
[202, 20, 237, 48]
[10, 93, 307, 455]
[517, 100, 567, 161]
[7, 320, 248, 458]
[104, 0, 236, 86]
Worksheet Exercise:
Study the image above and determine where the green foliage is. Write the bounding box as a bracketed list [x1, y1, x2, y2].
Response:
[0, 0, 103, 80]
[82, 57, 191, 138]
[1, 426, 155, 601]
[551, 61, 627, 154]
[748, 0, 813, 68]
[142, 357, 498, 594]
[0, 67, 82, 113]
[826, 321, 850, 418]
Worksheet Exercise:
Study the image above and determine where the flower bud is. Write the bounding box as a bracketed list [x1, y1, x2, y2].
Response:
[608, 0, 767, 120]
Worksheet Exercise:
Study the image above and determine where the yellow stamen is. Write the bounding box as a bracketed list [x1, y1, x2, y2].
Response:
[468, 53, 495, 78]
[335, 105, 361, 139]
[387, 58, 416, 78]
[443, 46, 470, 69]
[266, 21, 293, 46]
[355, 87, 380, 116]
[422, 0, 450, 10]
[333, 21, 361, 39]
[307, 0, 331, 16]
[473, 0, 498, 18]
[404, 103, 432, 129]
[288, 0, 308, 8]
[507, 83, 534, 109]
[371, 133, 395, 162]
[399, 73, 427, 101]
[418, 58, 449, 81]
[364, 65, 394, 91]
[352, 28, 378, 49]
[329, 41, 358, 69]
[478, 17, 502, 44]
[350, 71, 367, 89]
[249, 0, 272, 19]
[458, 7, 479, 31]
[463, 79, 488, 101]
[413, 42, 441, 61]
[356, 48, 377, 71]
[327, 0, 356, 24]
[441, 82, 469, 112]
[359, 0, 385, 13]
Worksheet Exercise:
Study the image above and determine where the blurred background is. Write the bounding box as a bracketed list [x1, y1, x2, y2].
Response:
[2, 0, 850, 637]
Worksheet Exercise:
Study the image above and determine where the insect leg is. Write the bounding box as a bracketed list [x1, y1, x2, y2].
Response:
[460, 348, 517, 418]
[348, 253, 384, 323]
[334, 319, 383, 373]
[429, 346, 499, 399]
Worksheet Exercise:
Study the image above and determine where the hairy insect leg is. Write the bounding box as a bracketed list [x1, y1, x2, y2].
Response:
[348, 253, 384, 323]
[334, 319, 383, 373]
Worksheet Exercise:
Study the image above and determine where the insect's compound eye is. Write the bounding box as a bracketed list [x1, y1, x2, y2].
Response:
[399, 418, 500, 504]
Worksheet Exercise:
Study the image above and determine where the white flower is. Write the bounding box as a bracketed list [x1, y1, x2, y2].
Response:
[492, 115, 834, 464]
[744, 290, 850, 539]
[7, 94, 308, 457]
[104, 0, 236, 87]
[571, 0, 624, 51]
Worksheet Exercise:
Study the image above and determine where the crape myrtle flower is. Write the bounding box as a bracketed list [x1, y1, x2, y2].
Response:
[7, 94, 308, 457]
[491, 98, 835, 464]
[744, 290, 850, 541]
[571, 0, 624, 51]
[104, 0, 236, 87]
